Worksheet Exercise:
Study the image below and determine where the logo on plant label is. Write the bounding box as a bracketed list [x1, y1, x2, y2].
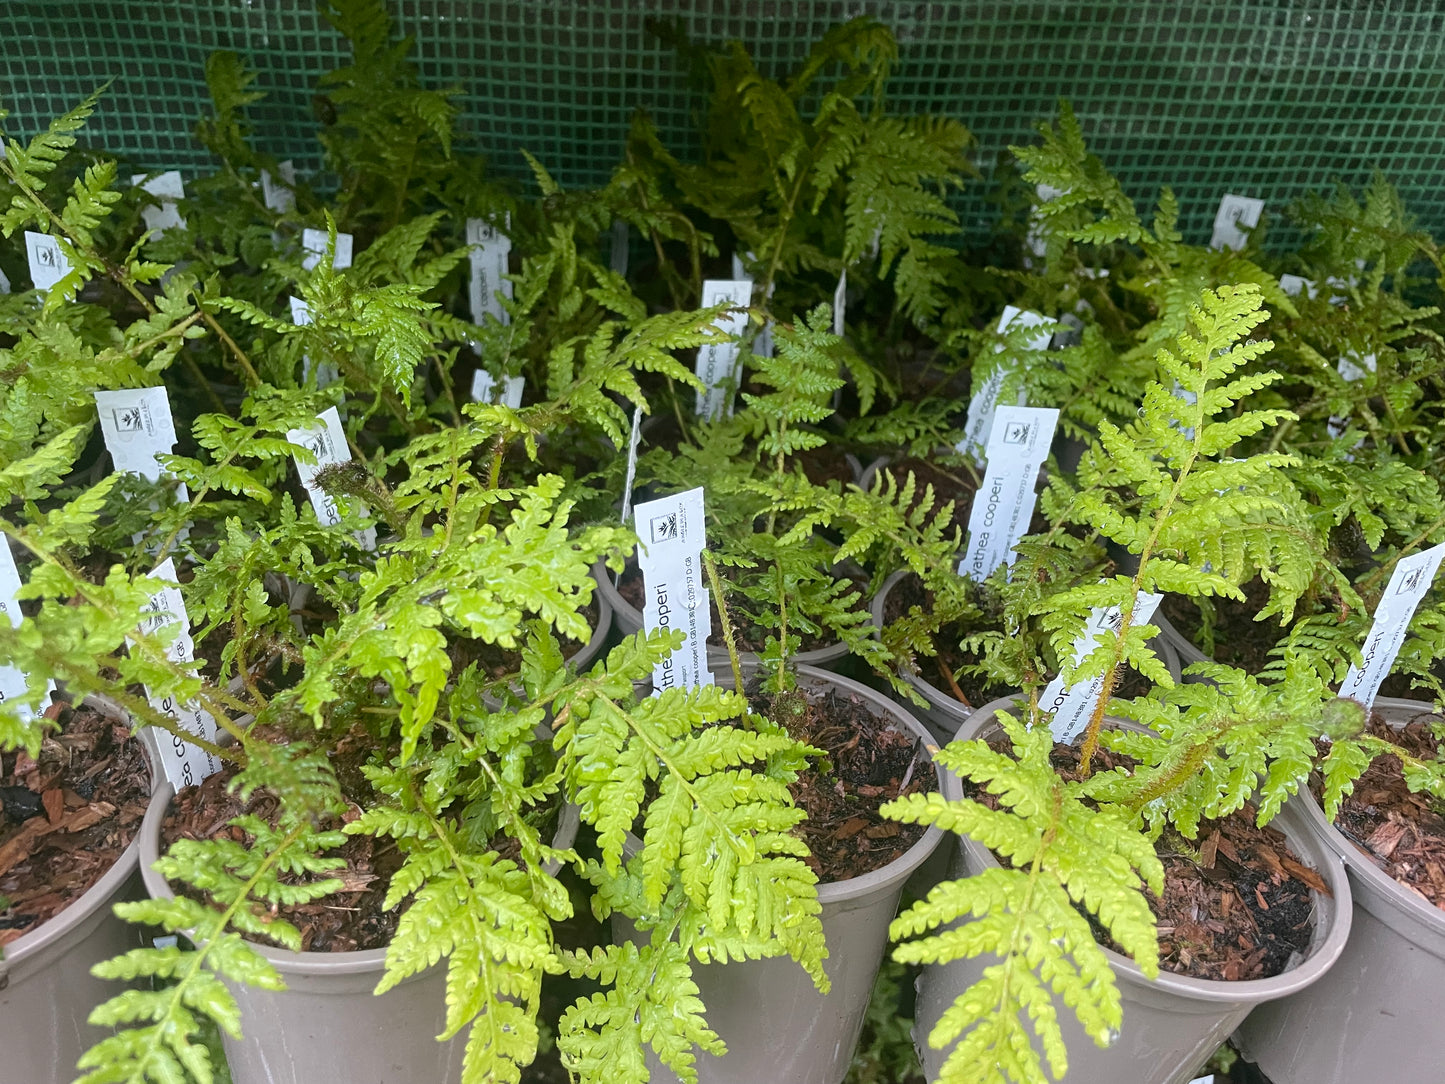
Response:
[32, 241, 57, 268]
[1400, 567, 1425, 594]
[1002, 420, 1031, 445]
[113, 406, 146, 433]
[650, 513, 680, 544]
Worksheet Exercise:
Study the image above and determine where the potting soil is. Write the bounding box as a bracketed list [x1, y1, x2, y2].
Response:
[1159, 576, 1284, 672]
[969, 738, 1322, 981]
[0, 701, 150, 943]
[753, 682, 934, 883]
[1313, 710, 1445, 910]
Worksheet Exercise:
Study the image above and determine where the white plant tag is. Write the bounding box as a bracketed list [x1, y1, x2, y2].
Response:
[301, 228, 353, 271]
[634, 487, 713, 694]
[960, 405, 1060, 581]
[1278, 274, 1316, 300]
[0, 264, 10, 294]
[731, 252, 772, 357]
[288, 407, 376, 550]
[260, 160, 296, 213]
[1042, 592, 1165, 742]
[133, 557, 222, 789]
[1187, 1076, 1215, 1084]
[1026, 182, 1067, 261]
[1338, 541, 1445, 710]
[832, 269, 847, 336]
[610, 219, 629, 276]
[467, 215, 513, 326]
[620, 404, 643, 526]
[469, 369, 524, 409]
[288, 296, 341, 389]
[1210, 194, 1264, 251]
[1327, 352, 1376, 442]
[24, 231, 71, 294]
[131, 171, 186, 236]
[0, 536, 53, 722]
[94, 387, 181, 484]
[695, 279, 752, 422]
[959, 307, 1051, 464]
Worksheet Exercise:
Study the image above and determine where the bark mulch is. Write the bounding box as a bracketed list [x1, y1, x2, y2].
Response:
[757, 682, 935, 884]
[161, 727, 402, 954]
[964, 738, 1324, 982]
[0, 701, 151, 945]
[1314, 710, 1445, 909]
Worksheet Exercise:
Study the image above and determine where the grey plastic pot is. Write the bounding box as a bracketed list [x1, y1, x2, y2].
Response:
[621, 663, 949, 1084]
[915, 694, 1352, 1084]
[1236, 696, 1445, 1083]
[869, 572, 1185, 745]
[591, 559, 851, 670]
[139, 779, 581, 1084]
[0, 698, 155, 1084]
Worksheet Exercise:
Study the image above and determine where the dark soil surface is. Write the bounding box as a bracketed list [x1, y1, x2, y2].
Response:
[459, 598, 600, 680]
[619, 561, 864, 655]
[794, 445, 858, 488]
[756, 681, 935, 883]
[161, 728, 404, 953]
[1313, 710, 1445, 909]
[881, 573, 1014, 710]
[967, 738, 1324, 982]
[869, 456, 978, 541]
[1159, 577, 1286, 673]
[0, 701, 151, 944]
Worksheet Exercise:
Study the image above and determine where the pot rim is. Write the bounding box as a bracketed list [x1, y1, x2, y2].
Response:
[5, 696, 156, 968]
[139, 770, 582, 979]
[1293, 695, 1445, 939]
[952, 694, 1353, 1002]
[623, 661, 946, 901]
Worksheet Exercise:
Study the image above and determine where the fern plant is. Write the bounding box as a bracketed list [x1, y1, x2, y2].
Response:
[883, 284, 1340, 1084]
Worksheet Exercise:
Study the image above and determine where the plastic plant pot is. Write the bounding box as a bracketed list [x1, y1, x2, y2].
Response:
[137, 780, 582, 1084]
[592, 559, 852, 670]
[1235, 696, 1445, 1084]
[913, 695, 1352, 1084]
[621, 663, 949, 1084]
[0, 699, 154, 1084]
[869, 572, 1186, 745]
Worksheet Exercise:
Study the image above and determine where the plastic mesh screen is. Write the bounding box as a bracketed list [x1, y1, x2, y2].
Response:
[4, 1, 1444, 244]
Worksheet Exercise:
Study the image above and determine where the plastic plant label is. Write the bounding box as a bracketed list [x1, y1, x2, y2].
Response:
[132, 557, 222, 789]
[610, 219, 629, 276]
[0, 536, 53, 722]
[1278, 274, 1317, 300]
[288, 407, 376, 550]
[1327, 352, 1376, 442]
[131, 171, 186, 236]
[1339, 541, 1445, 710]
[94, 387, 182, 484]
[731, 252, 773, 357]
[24, 231, 71, 294]
[695, 279, 752, 422]
[0, 264, 10, 293]
[301, 228, 353, 272]
[260, 160, 296, 213]
[1187, 1077, 1215, 1084]
[1042, 592, 1165, 742]
[634, 487, 714, 694]
[470, 369, 524, 409]
[960, 405, 1060, 581]
[1210, 194, 1264, 251]
[620, 404, 643, 526]
[289, 296, 340, 388]
[959, 307, 1051, 464]
[1026, 182, 1067, 261]
[467, 215, 513, 326]
[832, 269, 847, 336]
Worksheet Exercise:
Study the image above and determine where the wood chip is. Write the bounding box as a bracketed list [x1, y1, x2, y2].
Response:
[1199, 829, 1220, 870]
[42, 788, 64, 825]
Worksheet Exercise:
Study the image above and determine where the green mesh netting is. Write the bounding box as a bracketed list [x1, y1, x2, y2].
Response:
[4, 1, 1444, 245]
